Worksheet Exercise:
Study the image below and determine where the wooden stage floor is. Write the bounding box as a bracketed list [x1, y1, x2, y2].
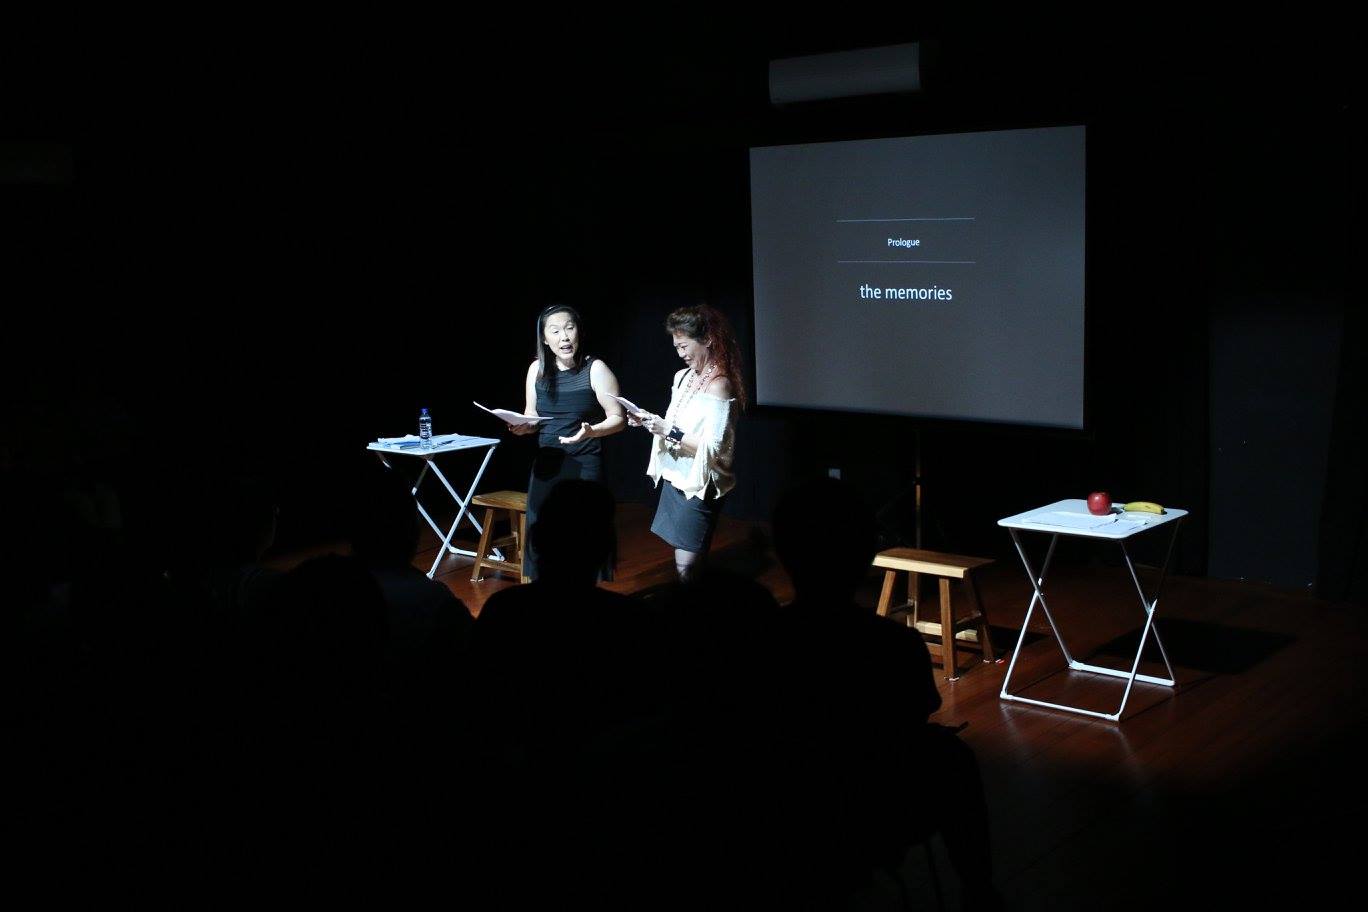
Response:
[269, 502, 1368, 909]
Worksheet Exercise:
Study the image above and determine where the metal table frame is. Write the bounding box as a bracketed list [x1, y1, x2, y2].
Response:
[997, 500, 1188, 722]
[367, 436, 502, 579]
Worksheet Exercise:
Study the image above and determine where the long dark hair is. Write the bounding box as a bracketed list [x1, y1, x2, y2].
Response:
[665, 304, 747, 410]
[535, 304, 588, 400]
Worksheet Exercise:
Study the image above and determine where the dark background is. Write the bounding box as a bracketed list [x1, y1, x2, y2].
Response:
[3, 19, 1360, 598]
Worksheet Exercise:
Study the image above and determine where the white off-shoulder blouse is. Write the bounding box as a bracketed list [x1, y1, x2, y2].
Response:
[646, 384, 737, 501]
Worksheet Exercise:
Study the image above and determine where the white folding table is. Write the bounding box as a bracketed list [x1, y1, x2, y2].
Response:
[997, 499, 1188, 722]
[367, 435, 502, 579]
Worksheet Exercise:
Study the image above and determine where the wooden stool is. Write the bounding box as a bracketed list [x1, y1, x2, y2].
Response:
[470, 490, 529, 583]
[873, 547, 997, 681]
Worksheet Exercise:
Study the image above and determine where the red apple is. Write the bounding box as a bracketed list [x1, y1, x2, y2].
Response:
[1087, 491, 1112, 515]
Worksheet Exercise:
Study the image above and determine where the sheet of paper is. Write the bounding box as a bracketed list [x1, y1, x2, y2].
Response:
[1019, 510, 1120, 531]
[474, 402, 548, 426]
[612, 395, 647, 416]
[375, 433, 470, 449]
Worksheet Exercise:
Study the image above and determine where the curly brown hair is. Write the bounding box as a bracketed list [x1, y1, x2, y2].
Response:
[665, 304, 747, 410]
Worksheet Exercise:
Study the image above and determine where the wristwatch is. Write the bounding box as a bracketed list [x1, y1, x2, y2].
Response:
[667, 425, 685, 444]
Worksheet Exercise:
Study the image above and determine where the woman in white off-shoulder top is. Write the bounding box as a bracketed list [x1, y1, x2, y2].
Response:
[631, 304, 745, 581]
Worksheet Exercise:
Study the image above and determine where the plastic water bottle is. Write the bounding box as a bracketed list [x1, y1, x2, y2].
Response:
[419, 408, 433, 449]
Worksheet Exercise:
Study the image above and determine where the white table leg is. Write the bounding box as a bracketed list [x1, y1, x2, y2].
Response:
[1001, 521, 1185, 722]
[371, 444, 502, 580]
[409, 461, 452, 546]
[1000, 531, 1070, 701]
[1094, 523, 1183, 717]
[424, 445, 501, 578]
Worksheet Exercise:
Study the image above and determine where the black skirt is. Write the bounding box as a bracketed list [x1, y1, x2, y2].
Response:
[650, 481, 726, 553]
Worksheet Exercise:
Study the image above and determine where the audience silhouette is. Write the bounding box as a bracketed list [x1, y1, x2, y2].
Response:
[773, 477, 1002, 910]
[8, 466, 1001, 908]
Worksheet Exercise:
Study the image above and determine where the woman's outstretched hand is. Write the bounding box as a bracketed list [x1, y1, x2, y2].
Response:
[558, 422, 596, 445]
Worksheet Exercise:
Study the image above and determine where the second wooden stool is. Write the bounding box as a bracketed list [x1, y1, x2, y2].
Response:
[470, 490, 529, 583]
[873, 547, 997, 681]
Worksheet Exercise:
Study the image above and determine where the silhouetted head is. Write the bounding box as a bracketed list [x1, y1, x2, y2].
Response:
[347, 464, 420, 567]
[261, 554, 388, 735]
[272, 554, 388, 672]
[161, 474, 278, 584]
[772, 478, 877, 601]
[531, 479, 616, 586]
[225, 475, 279, 564]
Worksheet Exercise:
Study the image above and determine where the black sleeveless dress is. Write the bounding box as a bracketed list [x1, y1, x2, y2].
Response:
[526, 358, 605, 578]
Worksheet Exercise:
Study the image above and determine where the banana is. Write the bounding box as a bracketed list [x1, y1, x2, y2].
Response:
[1122, 501, 1165, 514]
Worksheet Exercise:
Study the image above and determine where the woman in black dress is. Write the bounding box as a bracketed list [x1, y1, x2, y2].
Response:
[507, 305, 625, 578]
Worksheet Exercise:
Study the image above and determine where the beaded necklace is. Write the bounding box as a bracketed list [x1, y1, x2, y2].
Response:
[664, 362, 717, 435]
